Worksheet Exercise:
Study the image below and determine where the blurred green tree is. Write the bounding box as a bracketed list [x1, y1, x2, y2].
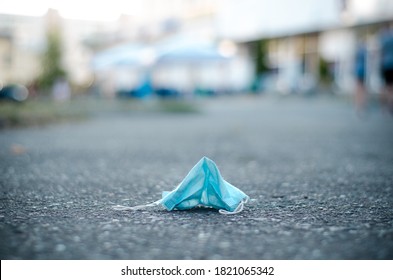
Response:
[251, 39, 269, 92]
[318, 56, 333, 85]
[37, 30, 67, 91]
[255, 39, 269, 75]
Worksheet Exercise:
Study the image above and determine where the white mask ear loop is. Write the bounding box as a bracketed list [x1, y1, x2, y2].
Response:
[218, 197, 249, 215]
[113, 200, 162, 211]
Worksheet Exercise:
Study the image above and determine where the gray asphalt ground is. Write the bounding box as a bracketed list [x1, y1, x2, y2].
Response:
[1, 95, 393, 259]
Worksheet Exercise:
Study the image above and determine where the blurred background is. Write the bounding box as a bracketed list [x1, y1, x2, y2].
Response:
[1, 1, 393, 260]
[0, 0, 393, 124]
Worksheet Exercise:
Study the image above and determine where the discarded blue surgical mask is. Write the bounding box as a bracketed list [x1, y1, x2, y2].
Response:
[114, 157, 249, 214]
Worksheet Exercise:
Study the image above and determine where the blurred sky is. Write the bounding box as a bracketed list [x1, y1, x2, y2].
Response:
[0, 0, 181, 21]
[1, 0, 381, 35]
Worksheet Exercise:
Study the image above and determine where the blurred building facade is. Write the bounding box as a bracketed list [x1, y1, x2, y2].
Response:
[216, 0, 393, 94]
[0, 10, 94, 88]
[0, 13, 45, 86]
[0, 8, 153, 89]
[1, 0, 392, 96]
[1, 0, 252, 96]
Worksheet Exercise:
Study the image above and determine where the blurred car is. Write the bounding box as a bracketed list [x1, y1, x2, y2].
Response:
[0, 84, 29, 102]
[154, 87, 180, 98]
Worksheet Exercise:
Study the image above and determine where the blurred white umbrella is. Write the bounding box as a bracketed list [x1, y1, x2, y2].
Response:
[91, 43, 149, 70]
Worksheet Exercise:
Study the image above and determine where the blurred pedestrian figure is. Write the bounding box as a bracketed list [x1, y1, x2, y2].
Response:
[379, 26, 393, 114]
[354, 40, 367, 115]
[27, 81, 39, 99]
[52, 77, 70, 102]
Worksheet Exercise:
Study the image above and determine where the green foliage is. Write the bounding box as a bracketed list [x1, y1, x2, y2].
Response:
[0, 99, 86, 128]
[250, 39, 269, 92]
[318, 56, 333, 85]
[254, 39, 269, 75]
[157, 100, 199, 113]
[37, 31, 67, 90]
[0, 98, 199, 129]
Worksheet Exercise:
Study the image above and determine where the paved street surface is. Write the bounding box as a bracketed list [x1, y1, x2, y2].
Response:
[1, 95, 393, 259]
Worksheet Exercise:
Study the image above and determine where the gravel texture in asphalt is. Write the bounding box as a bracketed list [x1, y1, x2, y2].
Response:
[1, 96, 393, 259]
